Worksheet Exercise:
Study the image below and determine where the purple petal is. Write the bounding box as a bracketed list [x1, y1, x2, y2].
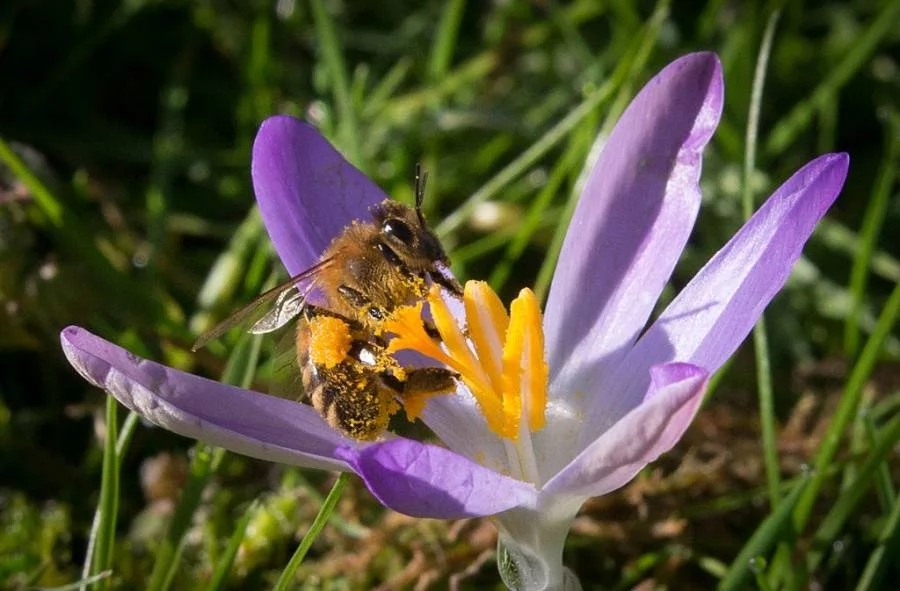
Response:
[543, 363, 708, 498]
[61, 326, 354, 471]
[544, 53, 723, 416]
[338, 440, 538, 518]
[608, 153, 849, 401]
[252, 116, 387, 275]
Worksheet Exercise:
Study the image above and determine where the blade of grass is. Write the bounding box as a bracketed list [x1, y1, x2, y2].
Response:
[46, 571, 113, 591]
[0, 138, 169, 329]
[854, 475, 900, 591]
[309, 0, 363, 169]
[768, 281, 900, 587]
[717, 476, 810, 591]
[272, 473, 349, 591]
[817, 219, 900, 283]
[362, 57, 413, 119]
[427, 0, 466, 82]
[236, 3, 274, 150]
[863, 412, 897, 509]
[533, 0, 669, 300]
[188, 208, 265, 339]
[842, 390, 874, 492]
[143, 50, 191, 271]
[764, 0, 900, 157]
[793, 281, 900, 529]
[803, 415, 900, 578]
[743, 9, 782, 510]
[844, 110, 899, 357]
[207, 500, 260, 591]
[79, 411, 138, 591]
[763, 280, 900, 588]
[146, 332, 263, 591]
[145, 444, 225, 591]
[431, 0, 673, 242]
[89, 397, 119, 590]
[488, 117, 590, 292]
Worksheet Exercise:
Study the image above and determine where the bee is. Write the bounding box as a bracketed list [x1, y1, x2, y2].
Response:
[193, 167, 461, 440]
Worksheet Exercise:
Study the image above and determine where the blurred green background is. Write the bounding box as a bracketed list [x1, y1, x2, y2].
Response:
[1, 0, 899, 589]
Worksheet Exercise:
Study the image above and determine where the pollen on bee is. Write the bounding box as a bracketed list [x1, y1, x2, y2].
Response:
[385, 281, 549, 441]
[307, 315, 353, 369]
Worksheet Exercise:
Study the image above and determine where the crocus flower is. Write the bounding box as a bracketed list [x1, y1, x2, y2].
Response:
[61, 52, 849, 590]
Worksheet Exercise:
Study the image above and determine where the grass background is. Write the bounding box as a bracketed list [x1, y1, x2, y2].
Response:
[1, 0, 899, 589]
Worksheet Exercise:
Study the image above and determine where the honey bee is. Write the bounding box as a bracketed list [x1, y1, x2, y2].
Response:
[193, 168, 461, 440]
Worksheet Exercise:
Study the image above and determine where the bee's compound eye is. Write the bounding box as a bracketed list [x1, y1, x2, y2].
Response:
[382, 218, 413, 245]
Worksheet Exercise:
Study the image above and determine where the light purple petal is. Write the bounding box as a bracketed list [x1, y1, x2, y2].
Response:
[338, 439, 538, 518]
[543, 363, 708, 498]
[606, 153, 849, 404]
[61, 326, 354, 472]
[544, 53, 723, 415]
[251, 116, 387, 275]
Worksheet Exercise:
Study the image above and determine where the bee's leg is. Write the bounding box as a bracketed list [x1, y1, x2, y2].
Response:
[300, 303, 366, 331]
[401, 367, 458, 396]
[421, 317, 469, 340]
[392, 367, 459, 417]
[337, 284, 389, 322]
[422, 319, 442, 341]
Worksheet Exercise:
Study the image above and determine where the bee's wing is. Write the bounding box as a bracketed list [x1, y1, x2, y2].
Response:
[267, 327, 305, 402]
[191, 258, 334, 351]
[249, 287, 308, 335]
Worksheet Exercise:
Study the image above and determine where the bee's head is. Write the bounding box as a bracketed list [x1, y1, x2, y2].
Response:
[370, 199, 462, 297]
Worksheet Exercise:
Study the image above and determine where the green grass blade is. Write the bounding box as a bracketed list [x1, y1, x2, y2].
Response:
[488, 124, 588, 291]
[363, 57, 413, 119]
[309, 0, 363, 169]
[854, 473, 900, 591]
[0, 138, 63, 225]
[272, 473, 349, 591]
[743, 9, 781, 510]
[532, 0, 669, 300]
[863, 412, 897, 509]
[844, 110, 899, 357]
[764, 0, 900, 157]
[0, 138, 168, 327]
[89, 397, 119, 590]
[146, 333, 261, 591]
[434, 78, 614, 238]
[207, 500, 260, 591]
[428, 0, 466, 82]
[428, 1, 680, 244]
[793, 281, 900, 531]
[817, 219, 900, 283]
[717, 476, 809, 591]
[804, 416, 900, 577]
[144, 59, 190, 271]
[79, 411, 137, 591]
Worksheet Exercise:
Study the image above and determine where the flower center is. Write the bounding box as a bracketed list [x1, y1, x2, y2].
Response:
[384, 280, 548, 442]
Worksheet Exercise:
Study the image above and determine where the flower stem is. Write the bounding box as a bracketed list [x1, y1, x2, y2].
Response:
[272, 473, 349, 591]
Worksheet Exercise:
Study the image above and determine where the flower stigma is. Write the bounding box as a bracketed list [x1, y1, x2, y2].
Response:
[385, 281, 549, 452]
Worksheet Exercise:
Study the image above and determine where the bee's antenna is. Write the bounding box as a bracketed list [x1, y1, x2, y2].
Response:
[414, 163, 428, 225]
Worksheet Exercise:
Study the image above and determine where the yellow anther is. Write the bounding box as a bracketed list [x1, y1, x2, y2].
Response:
[465, 281, 508, 394]
[385, 280, 549, 441]
[308, 316, 353, 368]
[508, 288, 547, 431]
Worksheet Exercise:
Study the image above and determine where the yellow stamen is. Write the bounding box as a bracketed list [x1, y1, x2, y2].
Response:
[307, 316, 353, 368]
[465, 281, 509, 394]
[508, 288, 548, 431]
[384, 292, 504, 433]
[384, 280, 548, 441]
